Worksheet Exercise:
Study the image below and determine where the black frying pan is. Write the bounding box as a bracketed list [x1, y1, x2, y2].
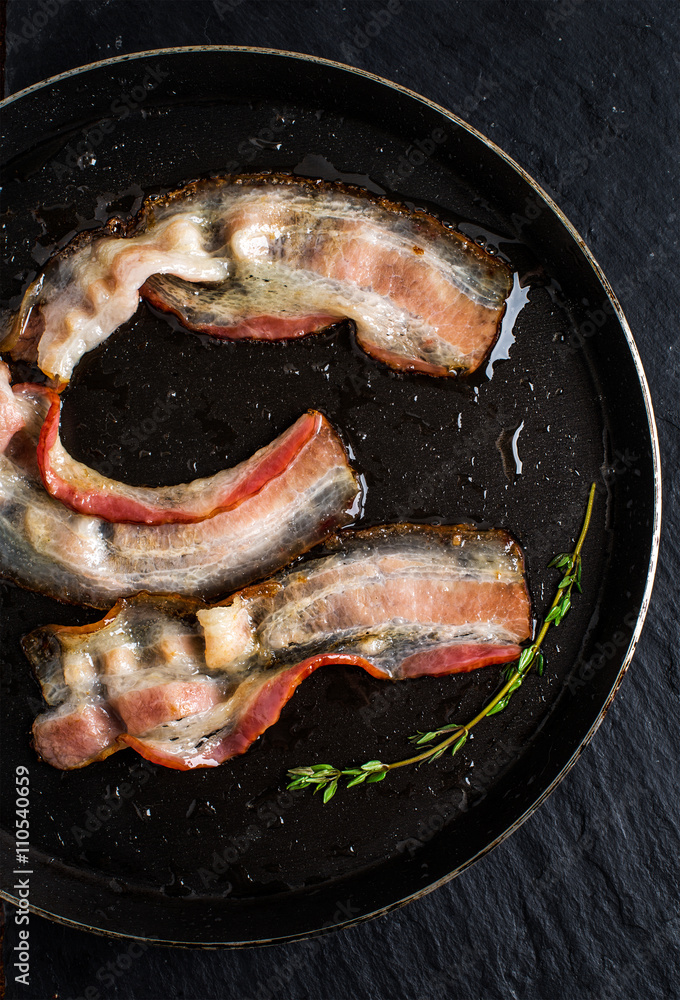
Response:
[0, 48, 660, 946]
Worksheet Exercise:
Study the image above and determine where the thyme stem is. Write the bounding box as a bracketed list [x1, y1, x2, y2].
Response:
[287, 483, 597, 800]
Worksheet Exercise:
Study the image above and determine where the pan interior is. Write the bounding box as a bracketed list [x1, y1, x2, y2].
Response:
[0, 50, 657, 944]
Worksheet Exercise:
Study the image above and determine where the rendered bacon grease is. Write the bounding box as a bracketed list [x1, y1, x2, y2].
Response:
[0, 363, 361, 607]
[24, 525, 530, 770]
[2, 175, 512, 383]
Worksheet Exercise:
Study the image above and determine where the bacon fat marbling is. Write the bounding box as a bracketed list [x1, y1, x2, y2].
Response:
[0, 363, 361, 607]
[24, 526, 531, 770]
[2, 175, 512, 383]
[37, 387, 337, 525]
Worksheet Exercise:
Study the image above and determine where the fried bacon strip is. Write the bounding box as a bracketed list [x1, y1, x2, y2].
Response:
[1, 215, 228, 385]
[0, 363, 361, 607]
[37, 387, 335, 524]
[24, 526, 530, 770]
[2, 175, 511, 383]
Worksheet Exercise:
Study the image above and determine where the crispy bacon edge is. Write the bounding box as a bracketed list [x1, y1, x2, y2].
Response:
[35, 392, 333, 525]
[120, 643, 524, 771]
[26, 560, 529, 771]
[2, 173, 512, 382]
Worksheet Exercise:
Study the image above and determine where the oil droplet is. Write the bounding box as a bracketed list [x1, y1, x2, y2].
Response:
[485, 273, 530, 377]
[495, 420, 525, 479]
[249, 137, 282, 151]
[293, 154, 386, 195]
[511, 420, 524, 475]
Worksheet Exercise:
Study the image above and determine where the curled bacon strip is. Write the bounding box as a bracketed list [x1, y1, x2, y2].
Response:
[37, 387, 334, 525]
[1, 214, 229, 385]
[0, 363, 361, 607]
[2, 175, 512, 384]
[24, 526, 530, 770]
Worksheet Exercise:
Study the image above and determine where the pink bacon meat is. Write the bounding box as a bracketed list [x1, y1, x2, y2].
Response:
[23, 525, 531, 770]
[1, 175, 511, 384]
[0, 362, 361, 607]
[37, 386, 334, 524]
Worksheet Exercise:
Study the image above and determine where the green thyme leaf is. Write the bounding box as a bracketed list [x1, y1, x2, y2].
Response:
[283, 483, 596, 799]
[549, 553, 572, 569]
[556, 595, 572, 624]
[323, 779, 339, 803]
[487, 695, 510, 716]
[435, 722, 462, 736]
[345, 774, 368, 788]
[518, 647, 535, 671]
[411, 730, 438, 745]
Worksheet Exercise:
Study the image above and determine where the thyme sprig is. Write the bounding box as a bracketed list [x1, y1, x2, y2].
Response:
[287, 483, 597, 801]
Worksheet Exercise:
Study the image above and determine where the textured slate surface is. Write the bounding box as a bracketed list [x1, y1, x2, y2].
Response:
[2, 1, 678, 998]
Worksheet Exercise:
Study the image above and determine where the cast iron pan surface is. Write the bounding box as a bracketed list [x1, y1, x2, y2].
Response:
[0, 48, 660, 946]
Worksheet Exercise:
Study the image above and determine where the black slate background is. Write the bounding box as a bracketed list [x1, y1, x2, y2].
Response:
[1, 1, 678, 999]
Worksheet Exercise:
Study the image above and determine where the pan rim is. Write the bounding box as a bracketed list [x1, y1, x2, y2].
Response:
[0, 45, 662, 946]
